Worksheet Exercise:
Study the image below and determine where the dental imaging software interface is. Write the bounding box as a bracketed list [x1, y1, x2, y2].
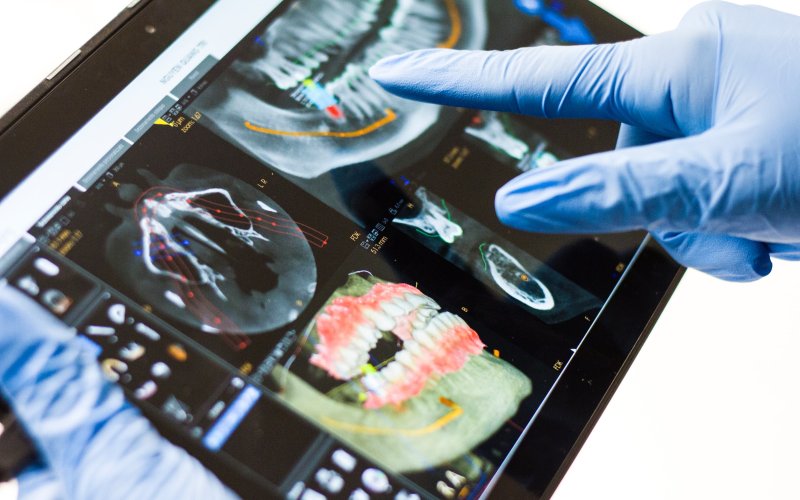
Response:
[0, 0, 642, 498]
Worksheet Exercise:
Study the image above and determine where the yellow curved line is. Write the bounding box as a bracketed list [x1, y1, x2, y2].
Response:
[244, 108, 397, 138]
[437, 0, 463, 49]
[320, 397, 463, 437]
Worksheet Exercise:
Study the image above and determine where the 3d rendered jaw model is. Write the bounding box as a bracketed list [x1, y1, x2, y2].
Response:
[105, 165, 322, 347]
[274, 274, 532, 473]
[191, 0, 488, 179]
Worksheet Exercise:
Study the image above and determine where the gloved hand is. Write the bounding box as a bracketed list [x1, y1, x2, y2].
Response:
[370, 1, 800, 282]
[0, 286, 236, 499]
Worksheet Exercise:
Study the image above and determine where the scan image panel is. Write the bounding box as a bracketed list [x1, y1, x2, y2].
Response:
[465, 110, 563, 173]
[192, 0, 488, 179]
[274, 273, 532, 475]
[105, 164, 323, 345]
[393, 186, 600, 323]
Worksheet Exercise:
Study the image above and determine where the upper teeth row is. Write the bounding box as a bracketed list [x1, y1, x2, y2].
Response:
[260, 0, 453, 106]
[364, 292, 440, 332]
[411, 312, 467, 349]
[326, 1, 451, 119]
[257, 0, 383, 90]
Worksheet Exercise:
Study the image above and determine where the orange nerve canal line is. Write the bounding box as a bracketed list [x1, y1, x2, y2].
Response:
[244, 108, 397, 138]
[320, 397, 463, 437]
[438, 0, 462, 49]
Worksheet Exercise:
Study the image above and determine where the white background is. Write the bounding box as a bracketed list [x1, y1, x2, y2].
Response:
[0, 1, 798, 499]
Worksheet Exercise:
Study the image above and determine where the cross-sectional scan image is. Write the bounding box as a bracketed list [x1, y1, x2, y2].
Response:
[465, 110, 563, 173]
[274, 273, 532, 474]
[394, 186, 600, 323]
[192, 0, 488, 179]
[104, 164, 324, 344]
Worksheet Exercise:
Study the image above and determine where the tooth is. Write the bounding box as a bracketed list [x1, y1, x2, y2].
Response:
[357, 76, 387, 111]
[380, 301, 404, 317]
[441, 313, 458, 328]
[341, 84, 372, 120]
[451, 315, 468, 327]
[349, 349, 372, 372]
[413, 329, 438, 349]
[351, 337, 371, 354]
[363, 308, 396, 331]
[357, 325, 380, 345]
[363, 373, 386, 394]
[426, 320, 445, 338]
[416, 308, 437, 321]
[335, 361, 355, 379]
[392, 297, 414, 314]
[405, 294, 429, 308]
[440, 313, 459, 328]
[340, 348, 361, 365]
[429, 315, 449, 333]
[361, 46, 389, 68]
[427, 299, 442, 311]
[395, 350, 414, 368]
[404, 340, 424, 357]
[381, 362, 404, 382]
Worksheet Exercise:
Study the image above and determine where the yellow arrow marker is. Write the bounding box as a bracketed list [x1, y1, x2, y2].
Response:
[153, 118, 173, 127]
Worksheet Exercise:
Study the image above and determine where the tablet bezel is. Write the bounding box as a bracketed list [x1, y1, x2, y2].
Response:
[0, 1, 684, 497]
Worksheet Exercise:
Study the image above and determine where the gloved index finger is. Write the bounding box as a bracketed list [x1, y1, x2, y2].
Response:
[370, 40, 684, 138]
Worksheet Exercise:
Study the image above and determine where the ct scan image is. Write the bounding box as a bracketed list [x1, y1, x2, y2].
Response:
[104, 164, 320, 337]
[192, 0, 489, 178]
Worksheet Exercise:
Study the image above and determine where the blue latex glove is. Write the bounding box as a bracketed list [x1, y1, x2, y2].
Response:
[0, 286, 236, 499]
[370, 1, 800, 282]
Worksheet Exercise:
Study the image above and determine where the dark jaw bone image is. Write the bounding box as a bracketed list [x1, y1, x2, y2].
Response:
[105, 164, 321, 345]
[273, 274, 532, 474]
[190, 0, 488, 179]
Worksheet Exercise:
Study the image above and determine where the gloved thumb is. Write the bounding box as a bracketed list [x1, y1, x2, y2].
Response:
[494, 132, 728, 235]
[652, 231, 772, 282]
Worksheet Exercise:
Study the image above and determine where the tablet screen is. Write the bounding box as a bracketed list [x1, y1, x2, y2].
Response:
[0, 0, 648, 497]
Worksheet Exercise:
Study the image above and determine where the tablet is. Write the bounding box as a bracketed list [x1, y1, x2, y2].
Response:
[0, 1, 683, 498]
